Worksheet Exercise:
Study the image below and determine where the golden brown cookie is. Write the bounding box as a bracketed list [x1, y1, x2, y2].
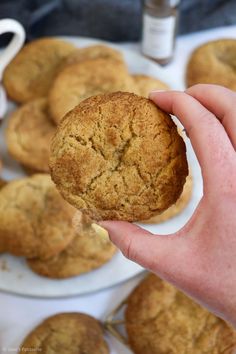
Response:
[48, 58, 137, 124]
[132, 74, 169, 97]
[142, 173, 192, 224]
[3, 38, 76, 103]
[64, 44, 125, 67]
[0, 174, 76, 259]
[186, 39, 236, 90]
[27, 213, 116, 278]
[125, 274, 236, 354]
[50, 92, 188, 221]
[20, 313, 109, 354]
[6, 98, 56, 173]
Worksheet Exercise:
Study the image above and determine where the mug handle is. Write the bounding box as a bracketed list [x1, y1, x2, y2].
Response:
[0, 18, 25, 80]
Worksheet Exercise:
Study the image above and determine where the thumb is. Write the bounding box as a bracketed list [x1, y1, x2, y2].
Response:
[100, 220, 188, 277]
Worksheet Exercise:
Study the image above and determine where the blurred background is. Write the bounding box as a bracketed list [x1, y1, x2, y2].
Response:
[0, 0, 236, 46]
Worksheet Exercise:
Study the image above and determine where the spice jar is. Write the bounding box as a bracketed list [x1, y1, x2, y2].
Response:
[141, 0, 180, 65]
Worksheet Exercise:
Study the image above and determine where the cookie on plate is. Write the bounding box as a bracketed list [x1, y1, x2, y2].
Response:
[125, 274, 236, 354]
[50, 92, 188, 221]
[6, 98, 56, 173]
[20, 313, 109, 354]
[49, 58, 137, 124]
[142, 173, 192, 224]
[27, 213, 116, 278]
[64, 44, 125, 67]
[132, 74, 169, 97]
[3, 38, 76, 103]
[186, 39, 236, 90]
[0, 174, 76, 259]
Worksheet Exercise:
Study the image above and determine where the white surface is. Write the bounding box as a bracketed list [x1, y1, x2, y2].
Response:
[0, 24, 236, 353]
[0, 36, 202, 298]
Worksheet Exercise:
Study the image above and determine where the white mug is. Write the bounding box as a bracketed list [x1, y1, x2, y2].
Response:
[0, 19, 25, 118]
[0, 18, 25, 79]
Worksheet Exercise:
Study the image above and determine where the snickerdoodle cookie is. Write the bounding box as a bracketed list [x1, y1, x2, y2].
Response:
[0, 174, 76, 259]
[6, 98, 56, 173]
[49, 58, 137, 124]
[27, 213, 116, 278]
[186, 39, 236, 89]
[142, 173, 192, 224]
[50, 92, 188, 221]
[64, 44, 125, 67]
[3, 38, 76, 103]
[132, 74, 169, 97]
[125, 274, 236, 354]
[20, 313, 109, 354]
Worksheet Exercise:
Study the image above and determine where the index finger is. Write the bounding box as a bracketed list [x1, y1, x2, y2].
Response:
[149, 91, 234, 189]
[186, 84, 236, 149]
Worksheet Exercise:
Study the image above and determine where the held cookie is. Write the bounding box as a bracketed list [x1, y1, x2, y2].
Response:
[3, 38, 76, 103]
[0, 174, 76, 259]
[186, 39, 236, 90]
[27, 213, 116, 279]
[6, 98, 56, 173]
[49, 58, 137, 124]
[64, 44, 125, 67]
[132, 74, 169, 97]
[50, 92, 188, 221]
[20, 313, 109, 354]
[125, 274, 236, 354]
[142, 173, 192, 224]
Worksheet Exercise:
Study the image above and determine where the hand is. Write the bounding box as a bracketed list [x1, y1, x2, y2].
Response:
[101, 84, 236, 327]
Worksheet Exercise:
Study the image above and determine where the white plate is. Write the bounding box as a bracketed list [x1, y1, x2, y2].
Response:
[0, 36, 203, 298]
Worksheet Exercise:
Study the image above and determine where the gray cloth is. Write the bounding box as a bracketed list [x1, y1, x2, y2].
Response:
[0, 0, 236, 45]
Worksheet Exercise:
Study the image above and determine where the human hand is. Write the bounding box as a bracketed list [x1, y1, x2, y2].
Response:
[101, 84, 236, 327]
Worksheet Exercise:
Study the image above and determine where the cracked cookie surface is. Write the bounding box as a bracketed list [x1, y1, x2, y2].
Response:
[20, 312, 109, 354]
[0, 174, 76, 259]
[27, 213, 117, 278]
[49, 58, 137, 124]
[125, 274, 236, 354]
[142, 173, 192, 224]
[186, 39, 236, 89]
[50, 92, 188, 221]
[132, 74, 169, 97]
[3, 38, 76, 103]
[6, 98, 56, 173]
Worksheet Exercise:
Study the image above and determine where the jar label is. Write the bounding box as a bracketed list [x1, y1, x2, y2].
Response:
[142, 14, 176, 59]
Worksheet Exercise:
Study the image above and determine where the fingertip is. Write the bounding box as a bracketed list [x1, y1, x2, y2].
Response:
[149, 89, 167, 101]
[98, 220, 129, 242]
[99, 220, 141, 236]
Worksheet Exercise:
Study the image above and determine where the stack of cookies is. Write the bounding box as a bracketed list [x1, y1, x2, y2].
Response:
[0, 174, 116, 278]
[2, 38, 172, 174]
[0, 37, 192, 278]
[2, 37, 191, 214]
